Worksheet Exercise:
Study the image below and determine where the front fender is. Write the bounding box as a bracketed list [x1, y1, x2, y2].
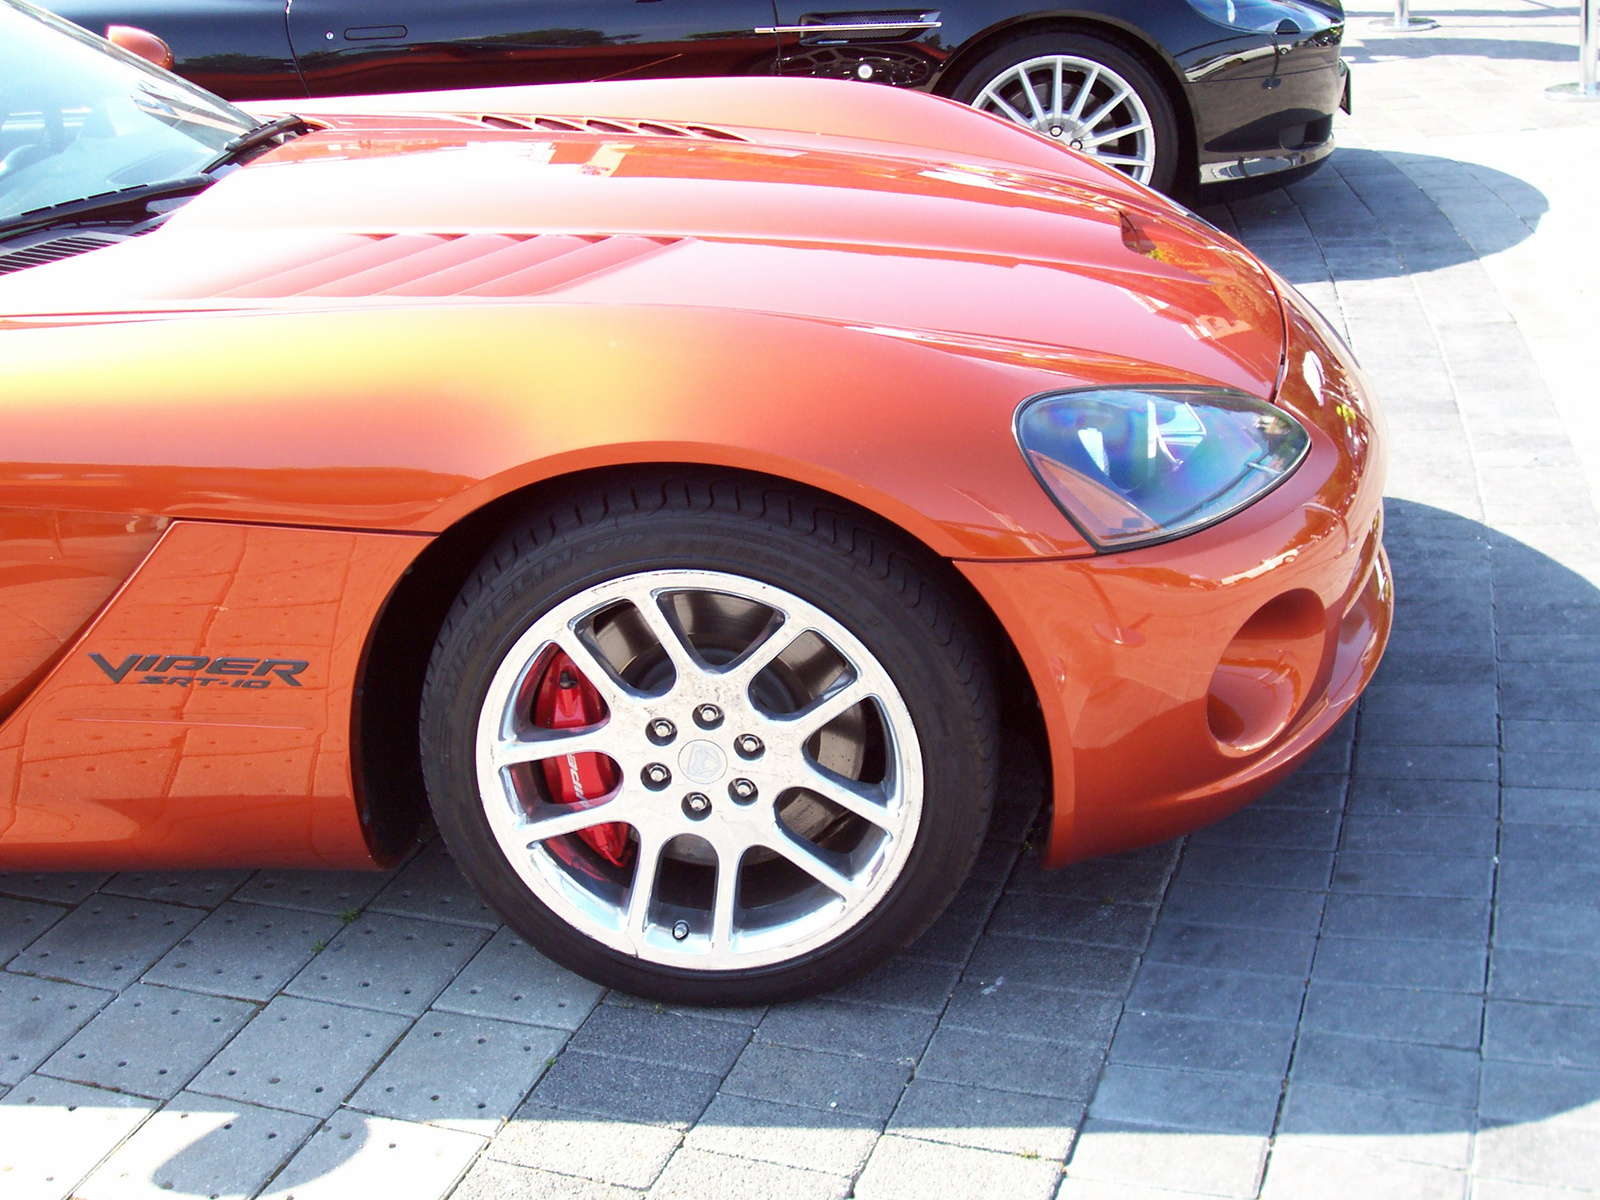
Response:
[0, 302, 1097, 559]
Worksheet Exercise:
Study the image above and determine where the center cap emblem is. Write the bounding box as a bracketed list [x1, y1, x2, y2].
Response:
[678, 739, 727, 785]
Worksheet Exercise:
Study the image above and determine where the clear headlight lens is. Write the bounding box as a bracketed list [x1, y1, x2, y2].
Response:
[1185, 0, 1337, 34]
[1015, 386, 1310, 550]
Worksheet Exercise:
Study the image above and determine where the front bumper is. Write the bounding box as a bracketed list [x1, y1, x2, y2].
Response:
[959, 282, 1391, 867]
[1198, 137, 1336, 187]
[1188, 34, 1348, 191]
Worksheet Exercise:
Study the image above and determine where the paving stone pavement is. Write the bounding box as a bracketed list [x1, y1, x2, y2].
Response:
[3, 5, 1599, 1196]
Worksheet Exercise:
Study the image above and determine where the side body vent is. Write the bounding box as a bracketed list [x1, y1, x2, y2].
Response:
[478, 114, 747, 141]
[0, 232, 129, 277]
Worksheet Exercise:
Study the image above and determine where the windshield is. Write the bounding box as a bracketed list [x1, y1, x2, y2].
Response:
[0, 0, 256, 224]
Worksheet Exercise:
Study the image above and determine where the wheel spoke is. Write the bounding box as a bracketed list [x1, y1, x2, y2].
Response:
[763, 826, 863, 900]
[710, 844, 741, 950]
[1067, 65, 1101, 120]
[781, 675, 870, 741]
[1095, 151, 1155, 167]
[1082, 85, 1130, 133]
[1051, 58, 1065, 120]
[985, 91, 1028, 126]
[523, 793, 634, 843]
[494, 724, 612, 768]
[626, 589, 706, 682]
[1083, 122, 1148, 149]
[719, 618, 802, 691]
[624, 828, 667, 943]
[1018, 69, 1047, 125]
[553, 629, 642, 718]
[801, 764, 898, 832]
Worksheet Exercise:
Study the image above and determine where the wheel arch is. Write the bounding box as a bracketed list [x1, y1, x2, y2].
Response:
[351, 463, 1048, 862]
[932, 13, 1200, 196]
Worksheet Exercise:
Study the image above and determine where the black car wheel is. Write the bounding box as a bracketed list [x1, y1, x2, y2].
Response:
[954, 33, 1180, 193]
[419, 477, 997, 1005]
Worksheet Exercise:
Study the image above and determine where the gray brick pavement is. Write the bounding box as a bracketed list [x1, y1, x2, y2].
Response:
[3, 3, 1600, 1195]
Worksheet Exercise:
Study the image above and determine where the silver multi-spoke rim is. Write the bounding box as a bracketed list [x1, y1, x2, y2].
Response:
[972, 54, 1157, 184]
[474, 569, 924, 971]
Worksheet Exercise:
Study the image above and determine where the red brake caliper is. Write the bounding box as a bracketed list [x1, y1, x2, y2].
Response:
[532, 649, 631, 866]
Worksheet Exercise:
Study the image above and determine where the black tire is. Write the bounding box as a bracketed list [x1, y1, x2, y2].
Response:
[419, 475, 997, 1005]
[952, 32, 1181, 196]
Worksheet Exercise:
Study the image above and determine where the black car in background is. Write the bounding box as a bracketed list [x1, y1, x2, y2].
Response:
[48, 0, 1349, 196]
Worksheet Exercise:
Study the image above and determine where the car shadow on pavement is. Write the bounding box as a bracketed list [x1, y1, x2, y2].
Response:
[1209, 148, 1548, 294]
[1206, 148, 1548, 290]
[9, 498, 1591, 1198]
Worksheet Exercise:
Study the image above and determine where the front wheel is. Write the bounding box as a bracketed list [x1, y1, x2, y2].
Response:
[953, 33, 1180, 194]
[419, 479, 997, 1005]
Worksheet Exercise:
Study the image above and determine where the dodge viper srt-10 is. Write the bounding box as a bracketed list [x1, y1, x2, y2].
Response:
[0, 0, 1388, 1003]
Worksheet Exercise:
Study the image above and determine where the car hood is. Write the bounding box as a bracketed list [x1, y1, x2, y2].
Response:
[0, 105, 1286, 396]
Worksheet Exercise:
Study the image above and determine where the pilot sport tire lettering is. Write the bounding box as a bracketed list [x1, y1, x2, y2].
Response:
[954, 33, 1180, 194]
[419, 477, 998, 1004]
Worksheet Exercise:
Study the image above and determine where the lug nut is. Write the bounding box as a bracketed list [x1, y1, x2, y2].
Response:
[694, 703, 724, 729]
[682, 792, 711, 820]
[642, 763, 671, 790]
[647, 717, 676, 745]
[672, 920, 690, 941]
[734, 733, 764, 759]
[729, 778, 758, 805]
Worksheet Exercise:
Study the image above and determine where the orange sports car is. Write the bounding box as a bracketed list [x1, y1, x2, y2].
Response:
[0, 0, 1389, 1003]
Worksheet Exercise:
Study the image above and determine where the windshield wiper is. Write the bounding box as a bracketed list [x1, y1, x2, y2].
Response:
[0, 116, 314, 245]
[0, 176, 214, 243]
[203, 114, 312, 172]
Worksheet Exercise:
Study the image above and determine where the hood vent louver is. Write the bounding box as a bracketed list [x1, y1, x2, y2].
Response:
[0, 232, 131, 276]
[478, 113, 746, 142]
[193, 232, 680, 301]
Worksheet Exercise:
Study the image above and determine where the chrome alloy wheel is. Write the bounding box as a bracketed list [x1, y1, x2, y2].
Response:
[473, 569, 924, 971]
[971, 55, 1158, 185]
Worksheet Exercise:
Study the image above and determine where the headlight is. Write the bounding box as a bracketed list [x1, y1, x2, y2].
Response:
[1185, 0, 1337, 34]
[1015, 386, 1310, 550]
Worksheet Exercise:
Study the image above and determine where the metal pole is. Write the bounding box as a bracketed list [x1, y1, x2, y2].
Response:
[1592, 0, 1599, 91]
[1548, 0, 1600, 100]
[1371, 0, 1439, 34]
